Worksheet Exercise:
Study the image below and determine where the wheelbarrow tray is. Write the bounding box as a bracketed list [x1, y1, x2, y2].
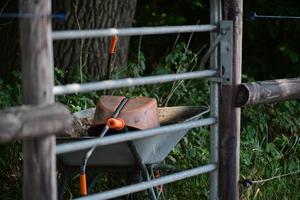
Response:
[57, 106, 208, 166]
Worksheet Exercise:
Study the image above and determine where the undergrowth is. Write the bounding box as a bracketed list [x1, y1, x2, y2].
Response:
[0, 43, 300, 199]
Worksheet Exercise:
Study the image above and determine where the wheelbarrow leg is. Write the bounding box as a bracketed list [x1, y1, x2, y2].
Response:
[127, 170, 147, 200]
[148, 165, 159, 197]
[88, 173, 101, 194]
[57, 171, 67, 200]
[127, 141, 157, 200]
[57, 162, 69, 200]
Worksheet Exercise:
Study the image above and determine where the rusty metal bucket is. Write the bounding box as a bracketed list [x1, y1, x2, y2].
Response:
[57, 106, 208, 166]
[92, 96, 160, 131]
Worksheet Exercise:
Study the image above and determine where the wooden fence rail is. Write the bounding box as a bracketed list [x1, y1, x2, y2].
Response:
[0, 103, 71, 143]
[236, 78, 300, 107]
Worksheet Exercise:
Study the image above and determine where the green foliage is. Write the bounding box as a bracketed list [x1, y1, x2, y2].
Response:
[54, 66, 100, 113]
[113, 43, 209, 107]
[1, 42, 300, 199]
[165, 128, 210, 200]
[115, 44, 300, 199]
[0, 144, 22, 200]
[0, 70, 21, 108]
[279, 43, 299, 64]
[243, 0, 300, 79]
[240, 101, 300, 200]
[136, 0, 207, 26]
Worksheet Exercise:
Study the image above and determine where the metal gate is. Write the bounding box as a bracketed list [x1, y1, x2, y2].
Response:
[52, 0, 230, 199]
[14, 0, 240, 199]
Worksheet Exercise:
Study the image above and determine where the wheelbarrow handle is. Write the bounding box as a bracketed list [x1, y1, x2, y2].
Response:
[80, 173, 87, 196]
[109, 35, 119, 54]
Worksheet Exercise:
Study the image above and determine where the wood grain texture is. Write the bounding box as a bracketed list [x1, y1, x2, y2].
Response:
[220, 0, 243, 200]
[0, 104, 71, 143]
[19, 0, 57, 199]
[236, 78, 300, 107]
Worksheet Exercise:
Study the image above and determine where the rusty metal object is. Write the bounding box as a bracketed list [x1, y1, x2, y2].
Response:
[92, 96, 160, 130]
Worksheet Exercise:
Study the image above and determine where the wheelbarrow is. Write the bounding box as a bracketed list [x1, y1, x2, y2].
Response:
[57, 96, 208, 199]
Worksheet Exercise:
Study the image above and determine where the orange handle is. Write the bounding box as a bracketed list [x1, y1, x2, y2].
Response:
[80, 174, 87, 196]
[154, 170, 163, 193]
[109, 35, 118, 54]
[107, 118, 125, 130]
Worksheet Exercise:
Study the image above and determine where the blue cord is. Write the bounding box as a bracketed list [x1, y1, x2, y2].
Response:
[0, 12, 68, 21]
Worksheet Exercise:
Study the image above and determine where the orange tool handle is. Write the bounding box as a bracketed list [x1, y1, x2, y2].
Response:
[80, 173, 87, 196]
[109, 35, 118, 54]
[107, 118, 125, 130]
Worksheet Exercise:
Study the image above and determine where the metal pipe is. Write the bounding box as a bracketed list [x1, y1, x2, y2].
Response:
[248, 12, 300, 21]
[199, 34, 222, 69]
[74, 164, 217, 200]
[52, 25, 217, 40]
[127, 141, 157, 200]
[56, 117, 216, 154]
[53, 70, 217, 95]
[209, 81, 220, 200]
[209, 0, 222, 199]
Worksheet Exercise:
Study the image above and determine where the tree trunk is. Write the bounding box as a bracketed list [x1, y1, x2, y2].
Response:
[0, 0, 137, 81]
[52, 0, 137, 80]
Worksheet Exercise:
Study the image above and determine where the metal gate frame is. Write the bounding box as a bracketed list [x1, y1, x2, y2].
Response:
[52, 0, 232, 199]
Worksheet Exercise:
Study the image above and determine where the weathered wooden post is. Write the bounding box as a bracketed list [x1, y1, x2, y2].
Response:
[19, 0, 57, 199]
[220, 0, 243, 199]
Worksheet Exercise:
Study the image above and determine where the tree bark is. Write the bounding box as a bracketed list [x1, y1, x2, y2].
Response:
[52, 0, 137, 80]
[0, 0, 137, 81]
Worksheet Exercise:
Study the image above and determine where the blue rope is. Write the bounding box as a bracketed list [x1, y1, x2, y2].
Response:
[0, 12, 68, 21]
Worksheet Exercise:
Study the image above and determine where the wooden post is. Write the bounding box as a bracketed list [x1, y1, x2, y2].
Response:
[219, 0, 243, 199]
[19, 0, 57, 199]
[236, 78, 300, 107]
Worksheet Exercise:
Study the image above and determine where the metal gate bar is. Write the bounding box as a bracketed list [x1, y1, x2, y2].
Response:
[74, 164, 217, 200]
[209, 0, 222, 199]
[52, 25, 217, 40]
[56, 117, 216, 154]
[53, 70, 217, 95]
